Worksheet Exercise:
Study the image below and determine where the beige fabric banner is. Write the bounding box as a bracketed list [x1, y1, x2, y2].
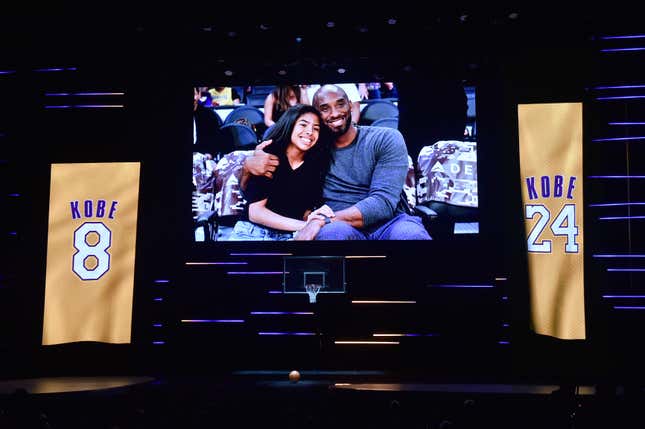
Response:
[43, 163, 140, 345]
[518, 103, 585, 339]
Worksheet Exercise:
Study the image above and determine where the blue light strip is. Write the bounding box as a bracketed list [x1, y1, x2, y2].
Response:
[250, 311, 313, 315]
[498, 341, 510, 345]
[44, 105, 124, 109]
[7, 193, 20, 197]
[153, 323, 163, 327]
[373, 333, 438, 337]
[181, 319, 245, 323]
[428, 284, 494, 288]
[608, 122, 645, 125]
[589, 202, 645, 207]
[600, 34, 645, 40]
[76, 92, 125, 96]
[614, 306, 645, 310]
[268, 290, 283, 294]
[0, 70, 16, 75]
[592, 136, 645, 141]
[33, 68, 66, 72]
[588, 175, 645, 179]
[594, 254, 645, 258]
[601, 47, 645, 52]
[258, 332, 316, 336]
[153, 297, 163, 302]
[594, 85, 645, 90]
[597, 95, 645, 100]
[152, 341, 165, 345]
[227, 271, 283, 275]
[74, 105, 124, 108]
[607, 268, 645, 272]
[502, 323, 510, 327]
[44, 92, 125, 96]
[153, 279, 169, 283]
[185, 261, 248, 265]
[599, 216, 645, 220]
[603, 295, 645, 298]
[229, 252, 293, 256]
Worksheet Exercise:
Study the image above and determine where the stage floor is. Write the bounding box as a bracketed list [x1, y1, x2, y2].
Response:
[0, 374, 642, 428]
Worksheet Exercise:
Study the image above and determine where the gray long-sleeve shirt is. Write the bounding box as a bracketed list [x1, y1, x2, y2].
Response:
[323, 126, 409, 227]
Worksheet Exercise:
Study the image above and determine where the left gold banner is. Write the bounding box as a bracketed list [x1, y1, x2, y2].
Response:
[43, 163, 140, 345]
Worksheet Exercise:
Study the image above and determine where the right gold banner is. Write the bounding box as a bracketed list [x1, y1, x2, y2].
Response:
[518, 103, 585, 339]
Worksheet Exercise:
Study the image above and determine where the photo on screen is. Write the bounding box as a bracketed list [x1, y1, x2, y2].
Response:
[192, 82, 477, 242]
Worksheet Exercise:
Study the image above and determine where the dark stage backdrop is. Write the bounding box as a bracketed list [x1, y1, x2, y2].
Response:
[2, 12, 643, 383]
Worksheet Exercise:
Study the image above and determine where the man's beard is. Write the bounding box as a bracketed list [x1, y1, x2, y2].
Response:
[328, 115, 352, 137]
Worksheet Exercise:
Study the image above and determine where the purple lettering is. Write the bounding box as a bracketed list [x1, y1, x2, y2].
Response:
[108, 201, 118, 219]
[70, 201, 81, 219]
[554, 175, 563, 198]
[567, 176, 576, 199]
[540, 176, 550, 198]
[96, 200, 106, 218]
[526, 177, 538, 200]
[84, 200, 92, 217]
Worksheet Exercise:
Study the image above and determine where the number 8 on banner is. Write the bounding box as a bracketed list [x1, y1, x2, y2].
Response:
[72, 222, 111, 280]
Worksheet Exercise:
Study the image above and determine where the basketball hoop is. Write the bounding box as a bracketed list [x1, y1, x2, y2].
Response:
[305, 283, 322, 303]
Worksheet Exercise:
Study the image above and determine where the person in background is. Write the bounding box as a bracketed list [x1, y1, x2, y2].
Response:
[380, 82, 398, 99]
[263, 85, 307, 128]
[208, 86, 241, 106]
[358, 82, 381, 100]
[229, 104, 334, 240]
[193, 87, 231, 158]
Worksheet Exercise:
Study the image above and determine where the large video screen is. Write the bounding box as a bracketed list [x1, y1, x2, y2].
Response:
[192, 81, 477, 242]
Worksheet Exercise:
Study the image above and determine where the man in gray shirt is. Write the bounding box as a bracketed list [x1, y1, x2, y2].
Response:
[244, 84, 430, 240]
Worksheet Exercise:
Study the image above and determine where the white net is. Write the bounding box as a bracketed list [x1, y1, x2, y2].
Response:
[305, 283, 322, 303]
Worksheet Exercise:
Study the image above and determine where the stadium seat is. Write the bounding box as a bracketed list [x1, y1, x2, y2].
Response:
[358, 100, 399, 126]
[219, 123, 259, 151]
[223, 105, 267, 138]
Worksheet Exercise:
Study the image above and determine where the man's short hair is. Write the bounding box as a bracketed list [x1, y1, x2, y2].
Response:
[312, 84, 349, 108]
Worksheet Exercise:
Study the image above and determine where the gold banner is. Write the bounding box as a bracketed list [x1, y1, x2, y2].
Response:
[518, 103, 585, 339]
[43, 163, 140, 345]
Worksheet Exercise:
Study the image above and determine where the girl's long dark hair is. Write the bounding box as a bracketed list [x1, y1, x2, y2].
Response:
[264, 104, 332, 177]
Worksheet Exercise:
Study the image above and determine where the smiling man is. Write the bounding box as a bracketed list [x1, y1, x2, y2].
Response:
[244, 84, 430, 240]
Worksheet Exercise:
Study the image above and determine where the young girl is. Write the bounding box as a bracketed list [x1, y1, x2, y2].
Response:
[229, 104, 334, 240]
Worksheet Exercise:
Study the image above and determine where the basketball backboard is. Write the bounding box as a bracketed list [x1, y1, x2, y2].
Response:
[283, 256, 346, 303]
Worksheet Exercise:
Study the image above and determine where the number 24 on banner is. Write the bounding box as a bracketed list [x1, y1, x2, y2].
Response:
[525, 204, 579, 253]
